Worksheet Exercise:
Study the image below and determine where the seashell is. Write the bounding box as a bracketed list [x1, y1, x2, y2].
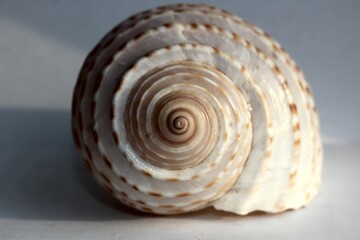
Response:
[71, 4, 323, 215]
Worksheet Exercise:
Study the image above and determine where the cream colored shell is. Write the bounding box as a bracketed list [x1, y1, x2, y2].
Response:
[72, 4, 323, 215]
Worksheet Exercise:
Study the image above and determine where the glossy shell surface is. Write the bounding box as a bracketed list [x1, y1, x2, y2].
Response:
[72, 4, 323, 215]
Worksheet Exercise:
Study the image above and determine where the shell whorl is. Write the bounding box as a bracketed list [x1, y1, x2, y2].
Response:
[123, 61, 251, 171]
[72, 4, 323, 215]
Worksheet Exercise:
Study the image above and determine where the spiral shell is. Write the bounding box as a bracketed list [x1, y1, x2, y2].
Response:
[72, 4, 323, 215]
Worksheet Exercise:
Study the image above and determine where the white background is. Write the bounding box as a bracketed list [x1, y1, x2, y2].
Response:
[0, 1, 359, 239]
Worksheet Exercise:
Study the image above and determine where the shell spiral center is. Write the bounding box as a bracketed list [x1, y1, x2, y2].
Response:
[123, 62, 224, 170]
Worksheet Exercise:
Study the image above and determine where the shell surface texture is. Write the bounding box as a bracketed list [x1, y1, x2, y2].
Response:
[72, 4, 323, 215]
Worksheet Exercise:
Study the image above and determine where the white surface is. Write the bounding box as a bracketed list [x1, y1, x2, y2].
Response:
[0, 1, 359, 239]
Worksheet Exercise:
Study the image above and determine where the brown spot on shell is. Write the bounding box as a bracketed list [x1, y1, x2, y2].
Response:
[84, 159, 93, 173]
[305, 86, 312, 95]
[175, 9, 186, 13]
[289, 103, 298, 114]
[230, 153, 237, 161]
[144, 51, 155, 59]
[120, 191, 128, 197]
[299, 81, 306, 92]
[120, 176, 127, 183]
[132, 185, 139, 191]
[313, 106, 318, 113]
[204, 24, 213, 30]
[133, 32, 143, 41]
[191, 174, 200, 179]
[148, 191, 163, 197]
[117, 43, 126, 52]
[112, 131, 119, 145]
[234, 111, 240, 123]
[104, 185, 115, 195]
[191, 199, 206, 206]
[239, 65, 246, 73]
[103, 35, 116, 49]
[128, 62, 137, 71]
[140, 170, 153, 177]
[84, 146, 92, 159]
[286, 58, 292, 66]
[263, 31, 271, 39]
[265, 151, 272, 159]
[213, 47, 221, 55]
[176, 192, 192, 197]
[205, 178, 218, 189]
[102, 155, 113, 169]
[190, 23, 198, 29]
[136, 200, 146, 205]
[224, 132, 228, 141]
[272, 42, 280, 52]
[282, 81, 289, 89]
[100, 172, 111, 184]
[159, 205, 175, 208]
[92, 129, 99, 143]
[273, 65, 281, 75]
[208, 5, 217, 10]
[167, 209, 184, 214]
[128, 15, 137, 21]
[216, 175, 237, 195]
[104, 56, 115, 68]
[217, 26, 224, 33]
[294, 139, 301, 146]
[166, 178, 179, 182]
[85, 57, 95, 72]
[293, 122, 301, 132]
[164, 23, 173, 28]
[289, 171, 297, 180]
[232, 32, 241, 41]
